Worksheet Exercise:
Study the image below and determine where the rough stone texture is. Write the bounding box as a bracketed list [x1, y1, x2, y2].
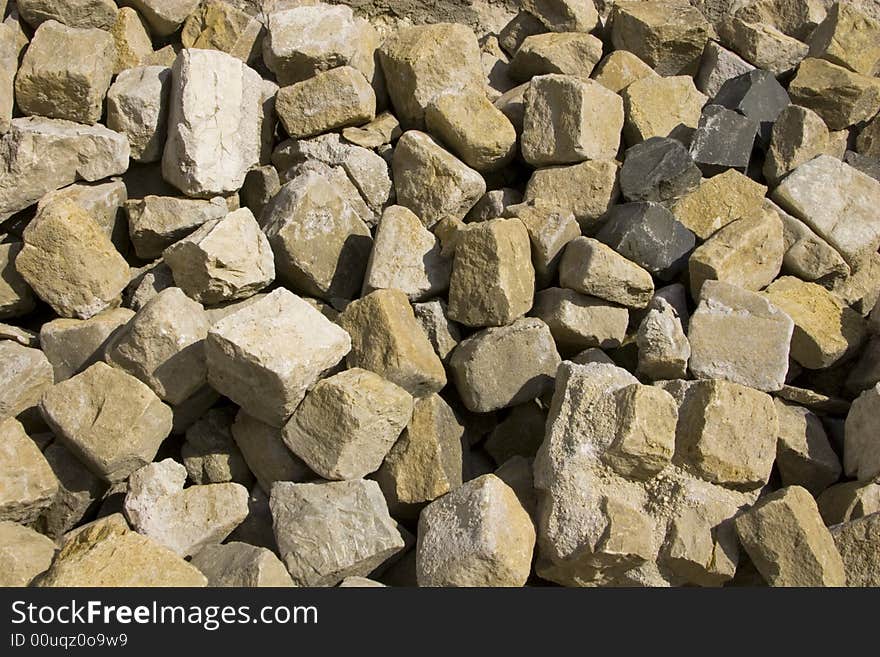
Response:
[559, 237, 654, 309]
[596, 202, 696, 281]
[37, 514, 207, 586]
[206, 288, 351, 427]
[763, 104, 829, 183]
[276, 66, 376, 140]
[0, 243, 35, 319]
[774, 398, 841, 496]
[808, 2, 880, 76]
[610, 1, 713, 76]
[671, 168, 767, 240]
[0, 341, 54, 419]
[283, 368, 412, 481]
[15, 20, 115, 124]
[0, 521, 56, 586]
[695, 40, 755, 99]
[40, 362, 173, 483]
[621, 75, 708, 145]
[38, 179, 128, 251]
[0, 417, 59, 524]
[191, 542, 294, 587]
[425, 91, 516, 172]
[164, 207, 274, 305]
[689, 104, 759, 174]
[523, 159, 620, 231]
[17, 0, 118, 30]
[123, 458, 248, 556]
[270, 479, 404, 586]
[181, 0, 264, 63]
[734, 485, 846, 587]
[375, 393, 463, 515]
[450, 317, 560, 413]
[845, 384, 880, 482]
[688, 208, 784, 296]
[126, 195, 227, 260]
[718, 16, 809, 75]
[180, 407, 251, 486]
[509, 32, 603, 81]
[362, 205, 451, 301]
[523, 0, 598, 32]
[392, 130, 485, 226]
[688, 281, 794, 392]
[125, 0, 200, 37]
[619, 137, 701, 203]
[818, 481, 880, 526]
[231, 410, 314, 493]
[447, 218, 534, 328]
[413, 300, 461, 363]
[764, 276, 866, 369]
[339, 289, 446, 397]
[830, 513, 880, 587]
[38, 440, 106, 539]
[107, 66, 171, 164]
[262, 169, 372, 301]
[378, 21, 484, 130]
[505, 200, 579, 287]
[522, 74, 623, 167]
[788, 57, 880, 130]
[532, 287, 629, 353]
[713, 69, 790, 140]
[637, 296, 690, 380]
[110, 7, 153, 74]
[40, 309, 133, 381]
[162, 49, 264, 197]
[857, 114, 880, 159]
[417, 474, 535, 587]
[16, 199, 129, 320]
[591, 50, 656, 95]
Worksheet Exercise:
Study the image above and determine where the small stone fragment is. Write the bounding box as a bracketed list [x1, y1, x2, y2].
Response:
[125, 0, 200, 37]
[734, 485, 846, 586]
[0, 243, 35, 319]
[270, 479, 404, 586]
[191, 542, 294, 587]
[844, 383, 880, 482]
[126, 195, 227, 260]
[231, 411, 313, 493]
[559, 237, 654, 309]
[523, 0, 598, 32]
[818, 480, 880, 525]
[523, 159, 620, 231]
[809, 2, 880, 76]
[718, 16, 809, 74]
[180, 406, 252, 486]
[774, 398, 841, 495]
[0, 341, 54, 419]
[695, 41, 756, 99]
[688, 281, 794, 392]
[39, 179, 129, 251]
[498, 11, 546, 56]
[505, 201, 580, 287]
[38, 441, 106, 538]
[107, 66, 171, 164]
[788, 57, 880, 130]
[40, 308, 133, 381]
[763, 105, 830, 183]
[689, 104, 759, 174]
[713, 69, 790, 140]
[619, 137, 701, 203]
[0, 521, 56, 586]
[449, 317, 561, 413]
[206, 288, 351, 427]
[17, 0, 118, 30]
[830, 513, 880, 587]
[591, 50, 656, 94]
[670, 168, 767, 239]
[637, 296, 690, 380]
[0, 417, 59, 523]
[621, 75, 708, 145]
[412, 300, 461, 364]
[181, 0, 263, 63]
[110, 7, 153, 74]
[509, 32, 603, 81]
[532, 287, 629, 353]
[342, 111, 401, 149]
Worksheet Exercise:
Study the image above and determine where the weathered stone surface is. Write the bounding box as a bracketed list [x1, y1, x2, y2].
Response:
[110, 7, 153, 74]
[105, 287, 209, 405]
[610, 1, 713, 76]
[0, 243, 35, 319]
[788, 57, 880, 130]
[0, 23, 17, 135]
[339, 289, 445, 397]
[0, 341, 54, 419]
[39, 309, 132, 381]
[378, 22, 484, 130]
[671, 168, 767, 239]
[718, 16, 809, 74]
[533, 287, 629, 353]
[191, 541, 294, 587]
[620, 137, 701, 203]
[485, 402, 546, 466]
[830, 513, 880, 587]
[241, 165, 280, 221]
[0, 118, 129, 217]
[124, 458, 248, 556]
[206, 288, 351, 427]
[126, 195, 227, 259]
[392, 130, 485, 226]
[774, 398, 841, 495]
[857, 114, 880, 159]
[734, 485, 846, 586]
[0, 521, 56, 586]
[16, 199, 128, 320]
[675, 380, 778, 489]
[447, 218, 534, 328]
[164, 207, 274, 304]
[18, 0, 118, 30]
[559, 237, 654, 309]
[524, 0, 598, 32]
[107, 66, 170, 164]
[125, 261, 174, 311]
[0, 417, 58, 523]
[688, 281, 794, 392]
[270, 479, 404, 586]
[509, 32, 603, 82]
[40, 362, 172, 482]
[732, 0, 827, 41]
[181, 0, 263, 63]
[523, 159, 620, 231]
[818, 481, 880, 526]
[591, 49, 656, 94]
[450, 317, 560, 413]
[37, 514, 207, 586]
[342, 111, 401, 149]
[469, 188, 523, 223]
[763, 105, 829, 183]
[689, 104, 759, 174]
[231, 411, 313, 493]
[498, 11, 546, 56]
[597, 202, 696, 281]
[15, 20, 114, 124]
[0, 324, 38, 347]
[826, 251, 880, 315]
[276, 66, 375, 140]
[764, 276, 866, 369]
[39, 179, 128, 251]
[621, 75, 708, 145]
[845, 383, 880, 482]
[637, 296, 690, 380]
[262, 169, 372, 301]
[125, 0, 200, 37]
[162, 49, 264, 197]
[522, 74, 623, 167]
[713, 69, 790, 140]
[504, 200, 579, 287]
[417, 474, 535, 587]
[339, 576, 385, 587]
[689, 208, 784, 296]
[809, 2, 880, 76]
[425, 91, 516, 172]
[695, 40, 755, 99]
[38, 441, 106, 538]
[375, 393, 463, 514]
[283, 368, 412, 481]
[264, 4, 379, 87]
[413, 300, 461, 364]
[362, 205, 451, 302]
